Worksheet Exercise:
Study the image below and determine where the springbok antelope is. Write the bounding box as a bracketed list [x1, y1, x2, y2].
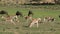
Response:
[1, 11, 23, 25]
[1, 15, 19, 25]
[44, 16, 55, 22]
[29, 18, 41, 28]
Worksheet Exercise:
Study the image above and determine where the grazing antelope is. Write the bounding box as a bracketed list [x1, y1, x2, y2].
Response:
[29, 18, 41, 28]
[44, 16, 55, 22]
[1, 15, 19, 25]
[1, 11, 23, 25]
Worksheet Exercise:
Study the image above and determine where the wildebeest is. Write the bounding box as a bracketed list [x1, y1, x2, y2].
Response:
[16, 11, 23, 17]
[59, 15, 60, 18]
[0, 11, 21, 25]
[1, 11, 22, 25]
[28, 10, 33, 16]
[24, 10, 33, 20]
[29, 18, 41, 28]
[0, 10, 8, 15]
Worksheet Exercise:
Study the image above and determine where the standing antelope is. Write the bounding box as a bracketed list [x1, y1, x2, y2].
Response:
[29, 18, 41, 28]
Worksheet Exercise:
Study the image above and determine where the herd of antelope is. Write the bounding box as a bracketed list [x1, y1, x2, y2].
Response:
[0, 10, 57, 28]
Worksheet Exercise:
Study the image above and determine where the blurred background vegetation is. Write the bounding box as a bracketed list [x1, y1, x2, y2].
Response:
[0, 0, 60, 6]
[0, 0, 60, 9]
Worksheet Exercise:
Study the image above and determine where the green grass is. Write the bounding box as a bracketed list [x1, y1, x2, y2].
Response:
[0, 6, 60, 34]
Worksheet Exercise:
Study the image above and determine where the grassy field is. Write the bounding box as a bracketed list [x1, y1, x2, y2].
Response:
[0, 6, 60, 34]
